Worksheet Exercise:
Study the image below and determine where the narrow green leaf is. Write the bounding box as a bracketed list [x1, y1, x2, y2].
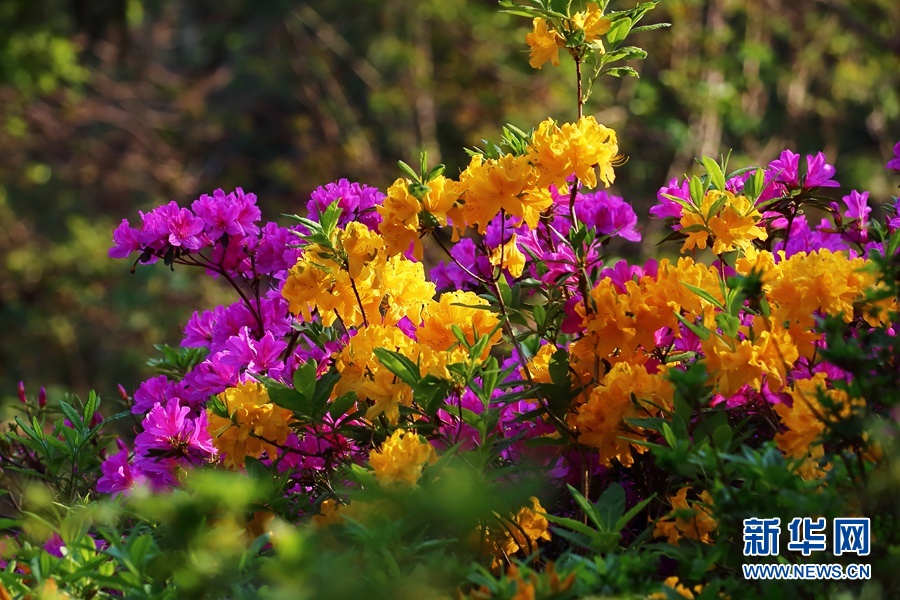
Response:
[702, 156, 726, 192]
[373, 348, 421, 388]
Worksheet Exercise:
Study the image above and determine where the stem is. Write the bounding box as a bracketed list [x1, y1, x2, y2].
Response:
[349, 277, 370, 328]
[575, 53, 584, 119]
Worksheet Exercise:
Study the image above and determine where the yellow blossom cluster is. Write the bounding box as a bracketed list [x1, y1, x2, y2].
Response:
[731, 247, 896, 361]
[313, 430, 436, 527]
[679, 189, 768, 254]
[702, 316, 799, 397]
[653, 487, 717, 545]
[525, 3, 611, 69]
[568, 256, 721, 392]
[368, 429, 438, 486]
[774, 373, 865, 480]
[373, 117, 619, 252]
[207, 381, 293, 469]
[570, 362, 674, 467]
[333, 292, 501, 423]
[649, 577, 705, 600]
[479, 497, 552, 569]
[281, 222, 435, 328]
[378, 175, 464, 258]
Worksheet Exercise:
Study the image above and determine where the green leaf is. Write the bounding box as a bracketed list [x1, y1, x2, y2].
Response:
[567, 484, 602, 529]
[689, 175, 704, 207]
[58, 400, 83, 429]
[292, 360, 318, 402]
[397, 160, 420, 182]
[329, 392, 358, 420]
[681, 282, 724, 310]
[607, 17, 633, 45]
[702, 156, 726, 192]
[373, 348, 421, 387]
[414, 376, 451, 415]
[614, 495, 655, 532]
[596, 483, 626, 532]
[603, 66, 639, 78]
[715, 312, 741, 339]
[425, 163, 446, 182]
[548, 349, 569, 387]
[82, 390, 99, 426]
[712, 423, 733, 450]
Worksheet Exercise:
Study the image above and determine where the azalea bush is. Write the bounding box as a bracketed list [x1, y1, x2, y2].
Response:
[2, 1, 900, 598]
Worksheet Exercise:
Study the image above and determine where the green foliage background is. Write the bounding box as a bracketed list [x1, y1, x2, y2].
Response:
[1, 0, 898, 403]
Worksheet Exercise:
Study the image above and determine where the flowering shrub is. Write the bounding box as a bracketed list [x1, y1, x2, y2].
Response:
[2, 1, 900, 599]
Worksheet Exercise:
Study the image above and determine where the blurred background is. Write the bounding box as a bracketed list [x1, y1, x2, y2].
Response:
[1, 0, 898, 404]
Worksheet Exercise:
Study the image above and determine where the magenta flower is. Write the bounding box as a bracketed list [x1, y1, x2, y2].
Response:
[803, 152, 840, 188]
[307, 179, 384, 230]
[97, 445, 145, 497]
[885, 141, 900, 171]
[768, 150, 801, 188]
[134, 399, 217, 487]
[132, 375, 177, 415]
[182, 307, 222, 349]
[108, 219, 142, 259]
[587, 191, 641, 242]
[650, 177, 690, 220]
[165, 206, 206, 250]
[842, 190, 871, 222]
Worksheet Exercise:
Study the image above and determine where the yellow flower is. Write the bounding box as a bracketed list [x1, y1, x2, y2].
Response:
[282, 226, 434, 328]
[333, 324, 416, 423]
[459, 153, 540, 233]
[571, 362, 673, 467]
[774, 373, 865, 479]
[525, 18, 563, 69]
[341, 221, 385, 279]
[418, 290, 501, 355]
[653, 487, 717, 545]
[498, 497, 552, 557]
[378, 178, 423, 258]
[207, 381, 293, 469]
[377, 176, 463, 259]
[489, 234, 527, 277]
[369, 429, 437, 486]
[528, 117, 619, 190]
[521, 343, 557, 384]
[649, 577, 704, 600]
[525, 5, 610, 70]
[574, 3, 612, 43]
[679, 190, 766, 255]
[701, 316, 799, 397]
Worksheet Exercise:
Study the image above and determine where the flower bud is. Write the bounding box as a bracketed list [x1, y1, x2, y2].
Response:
[17, 381, 26, 404]
[38, 387, 47, 408]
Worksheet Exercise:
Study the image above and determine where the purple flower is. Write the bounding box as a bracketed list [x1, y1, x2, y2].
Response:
[132, 375, 177, 415]
[585, 191, 641, 242]
[650, 178, 690, 220]
[598, 259, 657, 294]
[431, 238, 490, 291]
[134, 399, 217, 487]
[220, 328, 287, 376]
[255, 222, 301, 275]
[97, 446, 145, 497]
[803, 152, 840, 188]
[182, 307, 222, 349]
[886, 141, 900, 171]
[183, 353, 241, 397]
[842, 190, 871, 222]
[307, 179, 384, 230]
[484, 213, 526, 248]
[164, 206, 206, 251]
[768, 150, 801, 188]
[109, 219, 142, 259]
